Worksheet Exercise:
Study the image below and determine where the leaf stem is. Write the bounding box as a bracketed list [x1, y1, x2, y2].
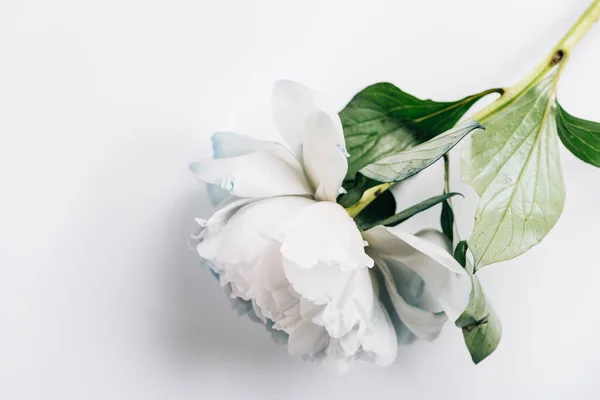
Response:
[472, 0, 600, 122]
[442, 154, 463, 251]
[557, 0, 600, 51]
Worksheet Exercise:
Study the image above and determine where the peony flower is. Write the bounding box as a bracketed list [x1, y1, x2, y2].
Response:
[190, 81, 472, 372]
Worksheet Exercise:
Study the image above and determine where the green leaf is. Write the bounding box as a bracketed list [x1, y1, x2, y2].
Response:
[354, 190, 396, 230]
[340, 84, 502, 179]
[338, 173, 379, 208]
[440, 199, 454, 242]
[462, 68, 566, 267]
[453, 240, 468, 268]
[360, 192, 462, 230]
[456, 273, 502, 364]
[361, 120, 484, 182]
[556, 101, 600, 167]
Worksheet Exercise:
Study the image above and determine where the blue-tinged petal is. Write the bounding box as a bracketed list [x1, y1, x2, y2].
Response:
[211, 131, 281, 158]
[190, 151, 312, 198]
[208, 132, 286, 205]
[196, 131, 312, 201]
[376, 258, 448, 341]
[365, 227, 471, 322]
[384, 255, 443, 314]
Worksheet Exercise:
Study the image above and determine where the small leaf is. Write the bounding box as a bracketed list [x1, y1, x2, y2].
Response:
[556, 101, 600, 167]
[462, 68, 565, 267]
[361, 120, 483, 182]
[456, 273, 502, 364]
[440, 199, 454, 242]
[340, 84, 501, 179]
[338, 173, 380, 208]
[453, 240, 468, 268]
[354, 190, 396, 229]
[360, 192, 462, 230]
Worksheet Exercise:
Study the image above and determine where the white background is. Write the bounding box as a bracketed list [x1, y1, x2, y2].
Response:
[1, 0, 600, 399]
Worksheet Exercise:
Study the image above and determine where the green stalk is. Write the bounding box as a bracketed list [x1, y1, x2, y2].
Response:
[555, 0, 600, 56]
[443, 154, 451, 194]
[472, 0, 600, 122]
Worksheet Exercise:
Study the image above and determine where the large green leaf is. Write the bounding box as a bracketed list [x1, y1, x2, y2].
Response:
[556, 101, 600, 167]
[361, 120, 483, 182]
[339, 84, 501, 179]
[461, 68, 566, 267]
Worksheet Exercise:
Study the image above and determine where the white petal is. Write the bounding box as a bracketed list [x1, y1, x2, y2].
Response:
[272, 80, 343, 156]
[211, 131, 282, 158]
[287, 321, 328, 356]
[283, 259, 372, 339]
[202, 196, 313, 263]
[377, 258, 448, 341]
[365, 226, 472, 322]
[302, 111, 349, 201]
[190, 151, 312, 198]
[197, 196, 314, 298]
[205, 184, 231, 207]
[283, 260, 358, 305]
[206, 132, 298, 205]
[322, 340, 356, 374]
[273, 301, 303, 332]
[339, 323, 362, 355]
[254, 246, 300, 323]
[299, 297, 327, 321]
[272, 201, 374, 340]
[197, 198, 256, 260]
[276, 201, 373, 270]
[251, 299, 267, 324]
[360, 300, 398, 366]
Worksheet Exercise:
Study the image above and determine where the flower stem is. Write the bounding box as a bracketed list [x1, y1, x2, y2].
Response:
[472, 0, 600, 122]
[443, 153, 462, 249]
[557, 0, 600, 52]
[443, 154, 451, 194]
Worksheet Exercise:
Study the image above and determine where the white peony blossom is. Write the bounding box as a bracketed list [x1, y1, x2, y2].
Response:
[190, 81, 472, 373]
